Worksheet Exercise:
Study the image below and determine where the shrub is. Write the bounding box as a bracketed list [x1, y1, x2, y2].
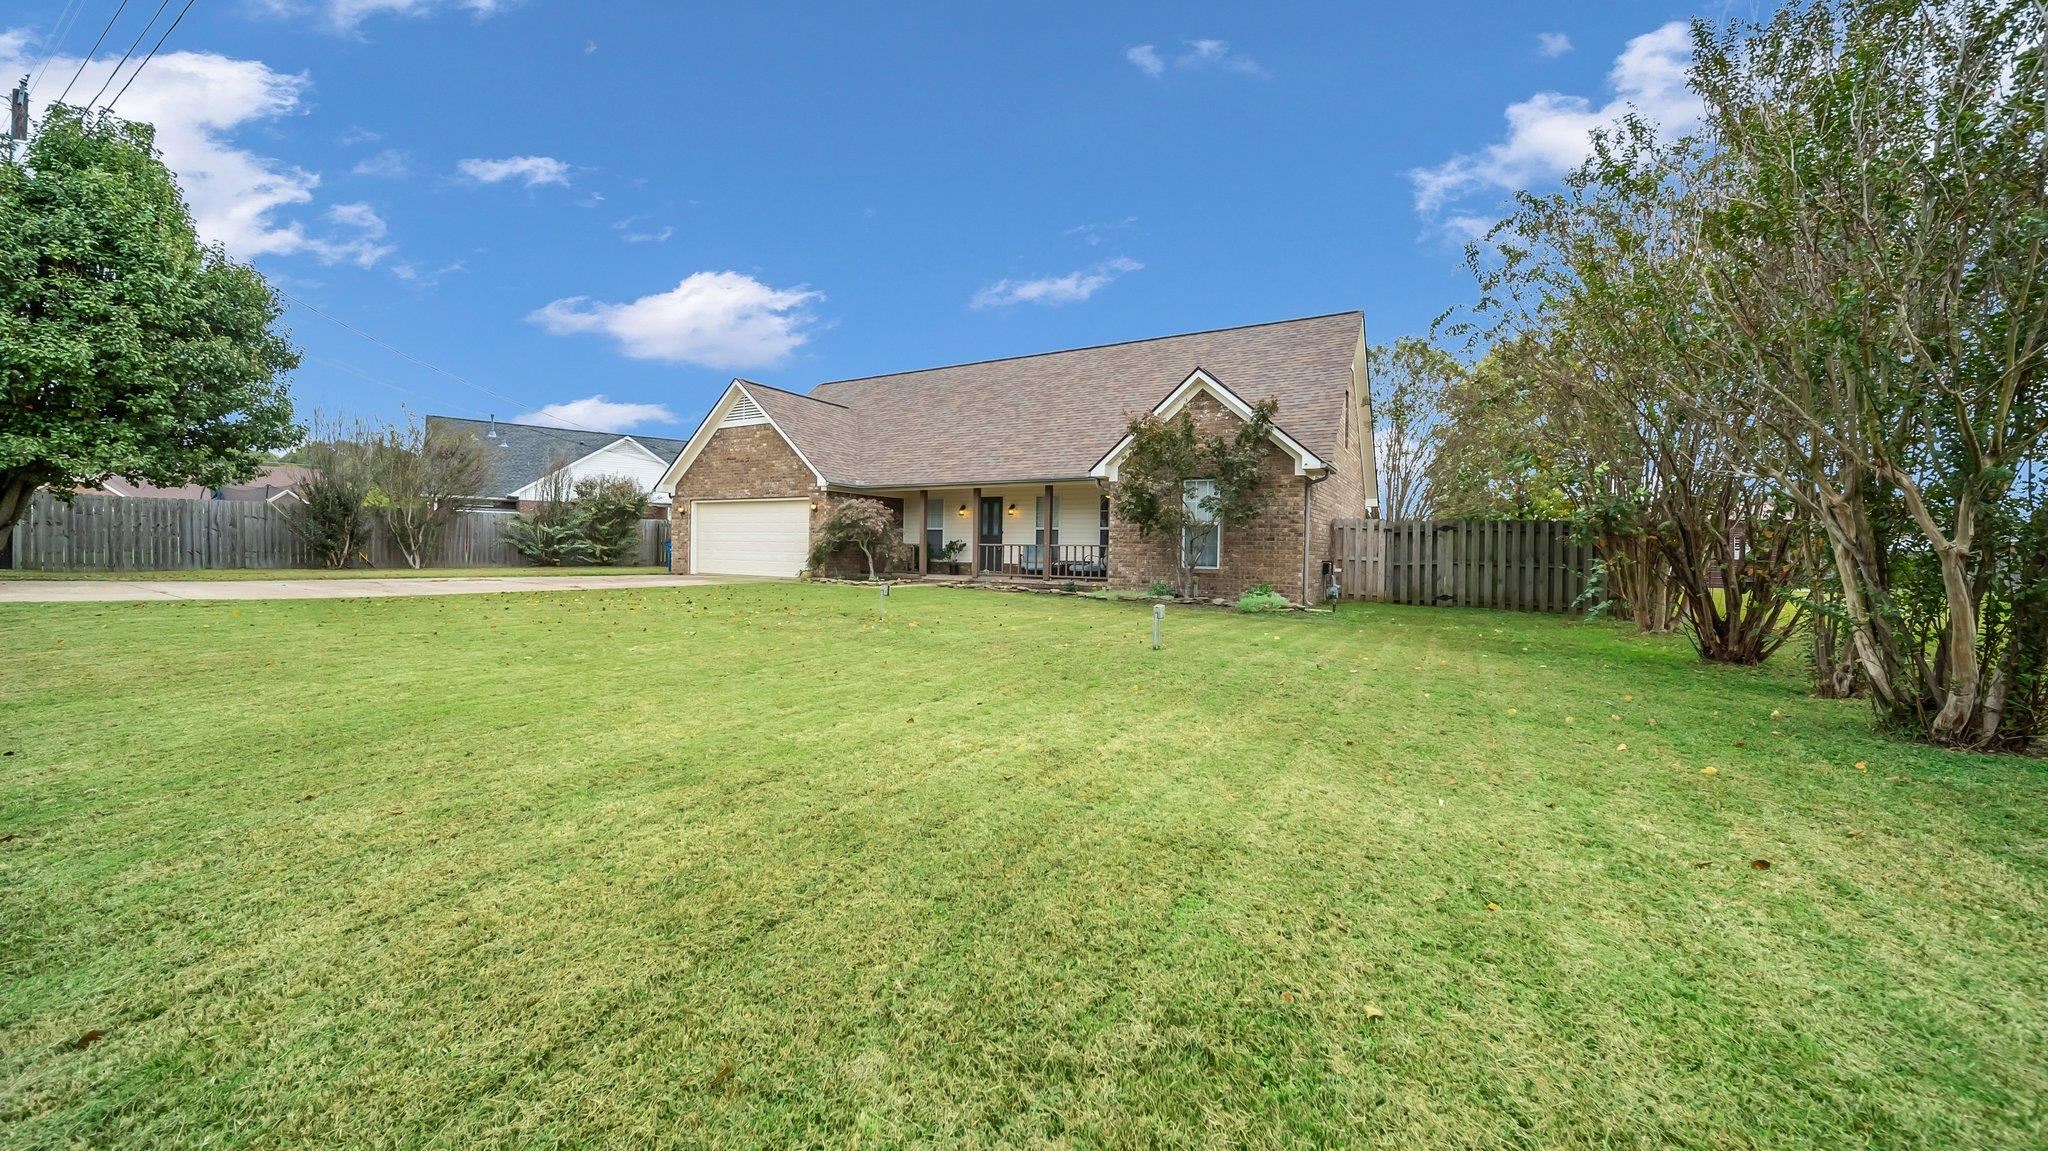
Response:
[1147, 579, 1175, 598]
[285, 417, 376, 568]
[1237, 584, 1291, 613]
[572, 475, 648, 566]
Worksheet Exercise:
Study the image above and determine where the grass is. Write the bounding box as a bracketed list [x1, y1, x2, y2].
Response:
[1, 583, 2042, 1149]
[0, 565, 669, 581]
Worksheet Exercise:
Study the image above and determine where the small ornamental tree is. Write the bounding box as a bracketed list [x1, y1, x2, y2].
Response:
[1111, 398, 1278, 598]
[1, 108, 300, 534]
[364, 416, 490, 569]
[809, 497, 897, 580]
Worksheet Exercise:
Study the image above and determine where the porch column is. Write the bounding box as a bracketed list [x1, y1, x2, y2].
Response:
[917, 489, 929, 576]
[969, 487, 982, 577]
[1045, 483, 1056, 580]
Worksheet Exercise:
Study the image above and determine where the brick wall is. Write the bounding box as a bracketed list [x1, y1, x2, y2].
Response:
[667, 424, 820, 574]
[1105, 392, 1310, 602]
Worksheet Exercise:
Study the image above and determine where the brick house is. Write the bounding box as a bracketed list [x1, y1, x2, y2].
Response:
[652, 312, 1380, 603]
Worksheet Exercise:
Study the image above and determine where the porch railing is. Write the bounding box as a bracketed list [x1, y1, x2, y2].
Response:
[969, 542, 1108, 580]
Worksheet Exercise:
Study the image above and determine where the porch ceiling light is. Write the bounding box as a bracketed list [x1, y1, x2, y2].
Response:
[1006, 503, 1018, 516]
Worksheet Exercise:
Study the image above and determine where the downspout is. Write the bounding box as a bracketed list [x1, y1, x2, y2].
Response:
[1302, 471, 1329, 605]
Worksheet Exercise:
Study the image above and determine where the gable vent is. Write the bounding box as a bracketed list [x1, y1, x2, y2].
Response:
[720, 392, 768, 427]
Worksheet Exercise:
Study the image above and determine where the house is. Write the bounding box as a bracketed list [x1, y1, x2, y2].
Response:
[653, 312, 1379, 603]
[87, 463, 313, 504]
[425, 416, 690, 514]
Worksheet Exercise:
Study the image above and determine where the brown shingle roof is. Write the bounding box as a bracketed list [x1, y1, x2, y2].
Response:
[711, 312, 1362, 488]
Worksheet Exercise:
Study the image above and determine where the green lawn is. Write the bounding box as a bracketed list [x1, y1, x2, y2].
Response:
[0, 565, 668, 581]
[2, 584, 2042, 1149]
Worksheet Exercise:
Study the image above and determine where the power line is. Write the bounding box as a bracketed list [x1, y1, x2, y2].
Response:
[277, 290, 610, 436]
[87, 0, 173, 111]
[104, 0, 193, 113]
[55, 0, 131, 106]
[305, 355, 495, 422]
[30, 0, 90, 89]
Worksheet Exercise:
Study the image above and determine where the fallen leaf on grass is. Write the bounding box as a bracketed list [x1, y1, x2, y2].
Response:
[1699, 766, 1718, 776]
[1281, 991, 1295, 1003]
[1616, 743, 1629, 752]
[1855, 761, 1868, 771]
[73, 1029, 107, 1050]
[1363, 1005, 1384, 1021]
[1751, 859, 1771, 871]
[1693, 861, 1712, 868]
[1485, 902, 1500, 912]
[709, 1064, 734, 1091]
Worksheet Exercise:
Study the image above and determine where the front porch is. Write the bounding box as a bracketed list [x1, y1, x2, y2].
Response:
[857, 482, 1112, 584]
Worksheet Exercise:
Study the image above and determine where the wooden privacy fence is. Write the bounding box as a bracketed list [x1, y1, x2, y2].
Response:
[5, 492, 670, 572]
[1329, 518, 1595, 614]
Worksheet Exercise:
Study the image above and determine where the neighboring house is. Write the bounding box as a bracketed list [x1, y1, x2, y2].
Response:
[652, 312, 1380, 603]
[425, 416, 690, 513]
[87, 463, 313, 504]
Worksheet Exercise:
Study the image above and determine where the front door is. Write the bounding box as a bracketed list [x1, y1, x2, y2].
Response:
[978, 497, 1004, 572]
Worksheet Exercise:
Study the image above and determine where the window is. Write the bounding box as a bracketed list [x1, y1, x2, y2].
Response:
[1034, 496, 1060, 547]
[1182, 479, 1220, 569]
[1098, 495, 1111, 550]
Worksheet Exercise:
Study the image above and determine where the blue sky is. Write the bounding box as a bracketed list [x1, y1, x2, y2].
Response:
[4, 1, 1736, 436]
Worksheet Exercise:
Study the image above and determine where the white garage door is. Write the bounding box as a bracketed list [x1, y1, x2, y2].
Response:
[692, 499, 811, 577]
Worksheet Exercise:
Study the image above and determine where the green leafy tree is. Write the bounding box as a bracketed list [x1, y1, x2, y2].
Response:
[1111, 399, 1278, 598]
[0, 107, 299, 534]
[1681, 0, 2048, 745]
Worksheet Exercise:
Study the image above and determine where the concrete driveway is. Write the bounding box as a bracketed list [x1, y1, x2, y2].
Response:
[0, 574, 723, 603]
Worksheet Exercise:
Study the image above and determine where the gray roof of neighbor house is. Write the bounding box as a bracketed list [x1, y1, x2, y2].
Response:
[728, 311, 1363, 488]
[426, 416, 690, 498]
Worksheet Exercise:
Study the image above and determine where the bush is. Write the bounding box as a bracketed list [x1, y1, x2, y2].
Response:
[1236, 584, 1291, 613]
[1147, 579, 1175, 598]
[572, 475, 647, 566]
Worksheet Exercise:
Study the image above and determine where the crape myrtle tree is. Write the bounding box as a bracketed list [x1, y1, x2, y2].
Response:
[287, 417, 378, 568]
[364, 416, 491, 569]
[1474, 123, 1815, 660]
[0, 108, 299, 533]
[1466, 0, 2046, 745]
[1111, 399, 1278, 598]
[1366, 337, 1458, 520]
[1682, 0, 2048, 746]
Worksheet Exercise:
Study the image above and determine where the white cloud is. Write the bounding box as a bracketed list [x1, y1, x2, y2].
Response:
[1066, 216, 1138, 246]
[351, 148, 410, 178]
[456, 155, 570, 187]
[971, 256, 1141, 308]
[1537, 32, 1574, 58]
[259, 0, 515, 34]
[514, 395, 678, 433]
[615, 218, 674, 244]
[529, 271, 822, 368]
[1129, 37, 1263, 78]
[1409, 22, 1698, 220]
[0, 34, 393, 268]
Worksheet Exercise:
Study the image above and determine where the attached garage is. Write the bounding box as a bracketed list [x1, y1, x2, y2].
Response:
[689, 498, 811, 577]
